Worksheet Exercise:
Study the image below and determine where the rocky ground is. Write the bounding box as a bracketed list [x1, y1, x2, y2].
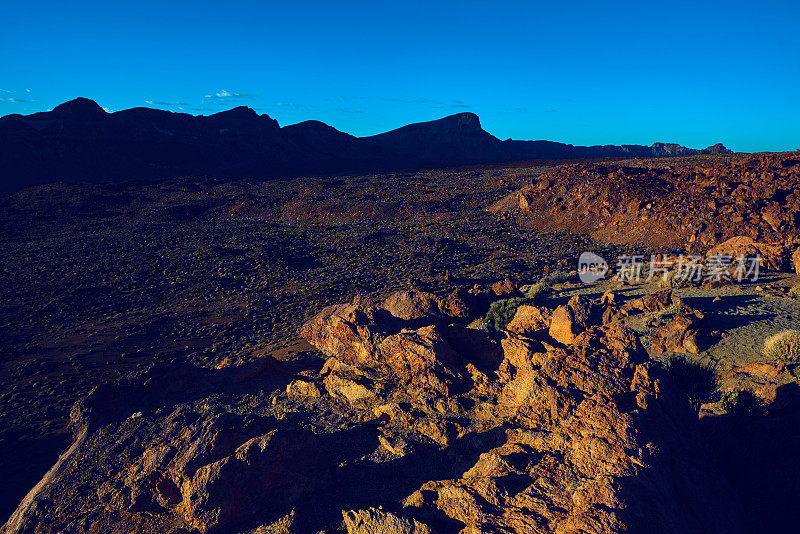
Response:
[492, 151, 800, 253]
[3, 153, 800, 533]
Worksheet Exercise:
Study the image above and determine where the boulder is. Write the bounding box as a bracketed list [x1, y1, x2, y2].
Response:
[298, 298, 385, 366]
[286, 379, 322, 397]
[377, 325, 463, 397]
[323, 374, 376, 403]
[649, 313, 704, 354]
[625, 289, 673, 313]
[382, 290, 443, 321]
[548, 295, 598, 344]
[506, 304, 552, 336]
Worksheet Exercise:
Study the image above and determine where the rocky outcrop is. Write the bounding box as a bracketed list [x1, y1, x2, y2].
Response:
[549, 295, 600, 344]
[4, 288, 738, 534]
[707, 236, 787, 271]
[492, 152, 800, 253]
[297, 292, 742, 533]
[400, 324, 742, 533]
[342, 508, 434, 534]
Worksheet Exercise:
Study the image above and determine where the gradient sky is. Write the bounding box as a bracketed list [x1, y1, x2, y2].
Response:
[2, 0, 798, 152]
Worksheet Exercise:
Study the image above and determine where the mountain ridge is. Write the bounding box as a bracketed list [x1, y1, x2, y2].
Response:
[0, 98, 732, 191]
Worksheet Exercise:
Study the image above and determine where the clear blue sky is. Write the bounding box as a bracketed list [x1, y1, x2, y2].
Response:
[2, 0, 798, 152]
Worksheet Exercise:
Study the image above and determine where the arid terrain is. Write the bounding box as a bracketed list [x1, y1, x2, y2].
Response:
[2, 152, 800, 533]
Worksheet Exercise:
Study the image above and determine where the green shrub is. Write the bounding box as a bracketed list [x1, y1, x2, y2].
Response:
[663, 356, 719, 413]
[660, 269, 692, 289]
[644, 303, 682, 328]
[484, 296, 527, 332]
[524, 280, 551, 300]
[483, 280, 552, 332]
[763, 330, 800, 361]
[720, 390, 764, 418]
[467, 317, 486, 330]
[789, 285, 800, 299]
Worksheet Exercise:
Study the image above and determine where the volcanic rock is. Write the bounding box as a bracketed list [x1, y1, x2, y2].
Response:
[506, 304, 552, 336]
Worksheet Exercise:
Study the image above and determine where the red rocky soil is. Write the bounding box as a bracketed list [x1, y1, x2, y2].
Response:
[492, 151, 800, 257]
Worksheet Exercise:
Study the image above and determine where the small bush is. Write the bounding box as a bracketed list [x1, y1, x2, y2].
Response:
[763, 330, 800, 361]
[524, 280, 551, 300]
[720, 390, 764, 418]
[644, 303, 682, 328]
[660, 270, 692, 289]
[789, 285, 800, 299]
[483, 279, 552, 332]
[484, 296, 527, 332]
[467, 317, 486, 330]
[663, 356, 719, 413]
[544, 270, 575, 285]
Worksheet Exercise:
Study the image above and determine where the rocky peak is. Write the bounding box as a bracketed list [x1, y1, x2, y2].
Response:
[51, 97, 107, 119]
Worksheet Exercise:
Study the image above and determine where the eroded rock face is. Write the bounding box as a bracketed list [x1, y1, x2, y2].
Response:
[342, 508, 434, 534]
[6, 288, 739, 534]
[403, 324, 743, 533]
[97, 408, 327, 533]
[549, 295, 599, 344]
[649, 312, 704, 354]
[506, 304, 552, 336]
[707, 236, 786, 271]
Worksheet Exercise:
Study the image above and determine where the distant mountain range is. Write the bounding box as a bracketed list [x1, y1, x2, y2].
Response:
[0, 98, 732, 191]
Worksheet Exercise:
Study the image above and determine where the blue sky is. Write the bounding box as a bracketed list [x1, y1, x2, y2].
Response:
[1, 0, 798, 152]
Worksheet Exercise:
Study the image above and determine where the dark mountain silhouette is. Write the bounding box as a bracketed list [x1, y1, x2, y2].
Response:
[0, 97, 732, 191]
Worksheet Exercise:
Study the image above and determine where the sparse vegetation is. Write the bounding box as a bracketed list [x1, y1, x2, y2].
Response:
[644, 303, 682, 328]
[661, 269, 693, 289]
[523, 280, 551, 300]
[484, 296, 527, 332]
[484, 279, 552, 331]
[720, 389, 764, 418]
[789, 285, 800, 299]
[663, 356, 719, 413]
[763, 330, 800, 361]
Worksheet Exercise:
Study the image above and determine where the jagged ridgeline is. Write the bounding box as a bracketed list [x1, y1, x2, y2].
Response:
[0, 98, 730, 191]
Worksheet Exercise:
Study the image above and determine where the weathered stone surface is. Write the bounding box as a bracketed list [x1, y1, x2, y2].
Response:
[323, 373, 376, 403]
[378, 325, 463, 397]
[342, 508, 434, 534]
[382, 290, 443, 321]
[491, 277, 518, 297]
[286, 379, 322, 397]
[90, 407, 327, 534]
[649, 313, 704, 354]
[298, 298, 385, 366]
[625, 289, 673, 313]
[506, 304, 552, 336]
[549, 295, 598, 344]
[498, 333, 547, 380]
[180, 428, 325, 533]
[403, 324, 743, 533]
[707, 236, 786, 271]
[793, 247, 800, 275]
